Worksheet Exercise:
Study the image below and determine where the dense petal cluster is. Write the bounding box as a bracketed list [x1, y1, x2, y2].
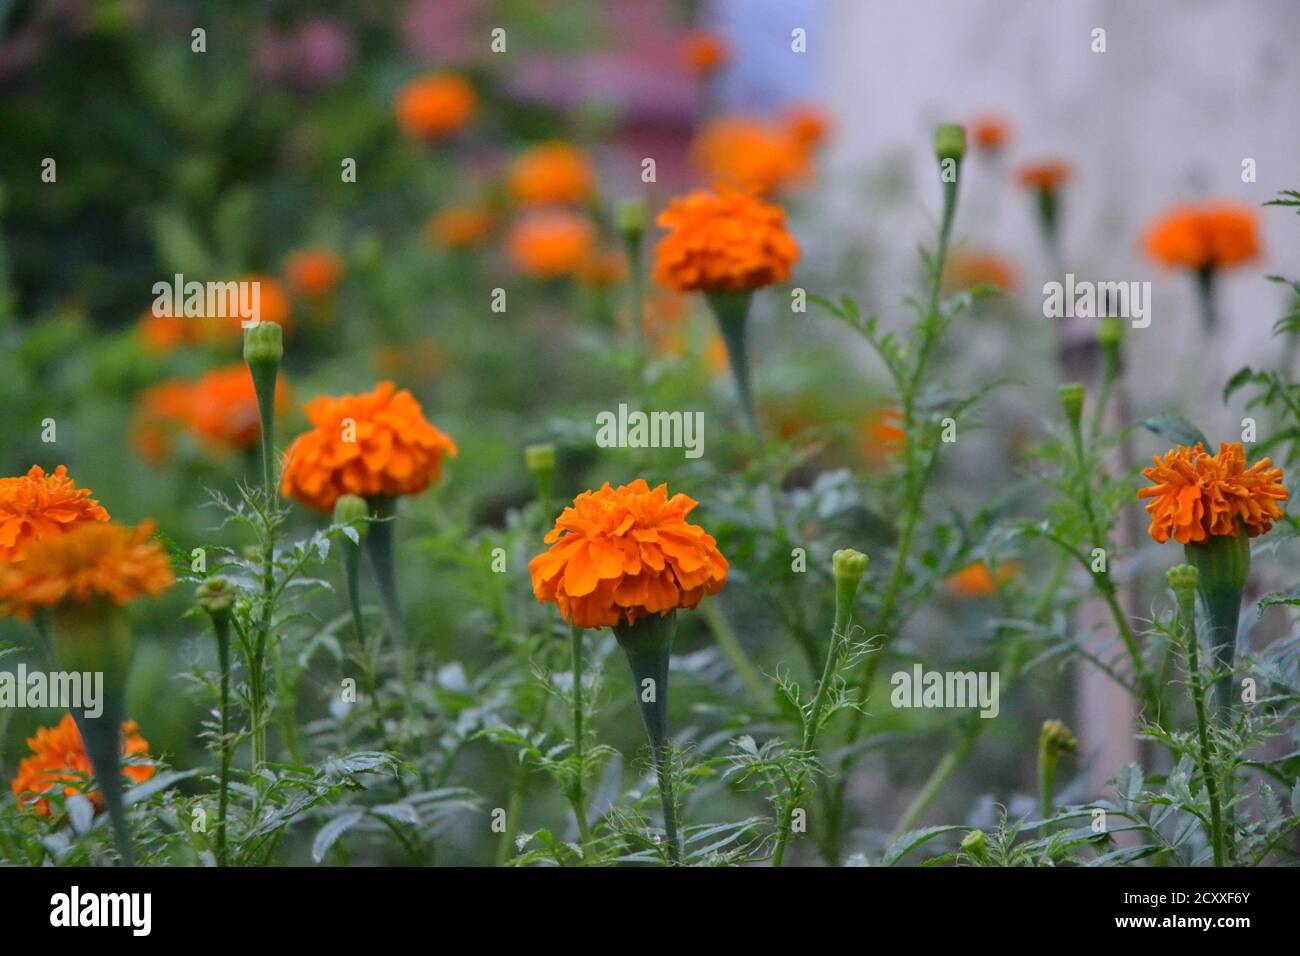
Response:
[0, 465, 109, 564]
[280, 381, 457, 513]
[529, 479, 729, 628]
[1138, 442, 1287, 544]
[0, 521, 174, 618]
[690, 117, 811, 196]
[653, 186, 800, 293]
[11, 714, 154, 816]
[395, 72, 476, 140]
[1143, 202, 1261, 271]
[508, 142, 596, 206]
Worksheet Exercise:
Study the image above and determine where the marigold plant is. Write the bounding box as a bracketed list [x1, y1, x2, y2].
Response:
[0, 465, 110, 563]
[0, 521, 174, 618]
[280, 381, 458, 513]
[1137, 442, 1287, 544]
[507, 142, 596, 206]
[528, 479, 729, 629]
[1143, 202, 1261, 271]
[690, 117, 811, 196]
[285, 248, 345, 297]
[394, 72, 476, 140]
[653, 185, 800, 293]
[506, 209, 597, 279]
[11, 713, 154, 816]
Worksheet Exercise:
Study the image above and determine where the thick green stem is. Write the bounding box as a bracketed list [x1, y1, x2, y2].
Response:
[213, 614, 231, 867]
[614, 612, 680, 863]
[706, 290, 758, 434]
[1184, 532, 1249, 718]
[364, 497, 406, 646]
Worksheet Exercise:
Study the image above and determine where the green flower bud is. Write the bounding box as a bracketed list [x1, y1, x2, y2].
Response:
[1165, 563, 1199, 595]
[333, 494, 369, 541]
[1097, 316, 1124, 349]
[196, 576, 235, 620]
[1058, 383, 1085, 429]
[933, 124, 966, 164]
[243, 320, 283, 369]
[960, 829, 988, 860]
[832, 548, 869, 585]
[1039, 719, 1077, 760]
[524, 443, 557, 478]
[615, 200, 647, 240]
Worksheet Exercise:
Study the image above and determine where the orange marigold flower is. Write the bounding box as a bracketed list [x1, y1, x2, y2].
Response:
[942, 250, 1019, 294]
[947, 561, 1019, 598]
[970, 114, 1011, 152]
[508, 142, 596, 206]
[428, 205, 495, 249]
[690, 116, 811, 196]
[1142, 202, 1261, 272]
[1138, 442, 1287, 545]
[285, 248, 345, 297]
[783, 103, 832, 149]
[395, 72, 477, 140]
[280, 381, 458, 513]
[131, 381, 194, 463]
[186, 364, 288, 451]
[0, 521, 174, 618]
[506, 209, 597, 280]
[1015, 160, 1072, 192]
[202, 275, 292, 343]
[678, 29, 729, 76]
[654, 185, 800, 293]
[529, 479, 729, 629]
[11, 713, 154, 816]
[0, 465, 110, 564]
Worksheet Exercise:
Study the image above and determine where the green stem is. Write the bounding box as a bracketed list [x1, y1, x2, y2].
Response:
[614, 613, 681, 863]
[1184, 533, 1249, 718]
[568, 625, 593, 849]
[890, 719, 980, 843]
[213, 615, 232, 867]
[707, 290, 758, 434]
[1174, 582, 1227, 866]
[364, 496, 406, 646]
[74, 707, 134, 866]
[700, 600, 767, 709]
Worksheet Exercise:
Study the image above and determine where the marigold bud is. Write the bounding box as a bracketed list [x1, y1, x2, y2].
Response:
[196, 576, 234, 619]
[960, 829, 988, 857]
[1165, 563, 1199, 594]
[524, 443, 556, 477]
[332, 494, 369, 541]
[832, 548, 869, 585]
[933, 124, 966, 164]
[615, 200, 647, 240]
[1058, 383, 1085, 429]
[1039, 719, 1077, 760]
[1097, 316, 1124, 349]
[243, 320, 283, 369]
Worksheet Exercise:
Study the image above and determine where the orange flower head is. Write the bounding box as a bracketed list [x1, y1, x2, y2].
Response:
[280, 381, 458, 513]
[1015, 160, 1072, 193]
[654, 185, 800, 293]
[395, 72, 477, 140]
[1142, 202, 1261, 272]
[679, 29, 729, 76]
[942, 250, 1019, 295]
[970, 114, 1011, 152]
[1138, 442, 1287, 545]
[783, 103, 832, 150]
[0, 521, 174, 619]
[508, 142, 596, 206]
[202, 275, 292, 343]
[131, 381, 194, 463]
[690, 116, 811, 196]
[529, 479, 729, 629]
[0, 465, 110, 564]
[11, 714, 154, 816]
[428, 205, 495, 249]
[506, 209, 597, 280]
[947, 560, 1020, 597]
[285, 248, 344, 297]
